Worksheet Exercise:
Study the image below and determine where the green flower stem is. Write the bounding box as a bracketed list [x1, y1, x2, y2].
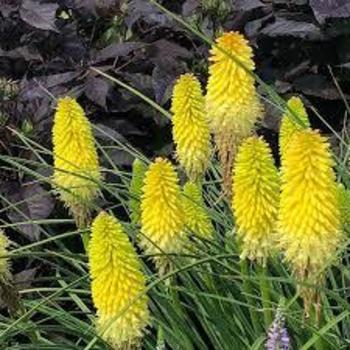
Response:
[311, 294, 325, 350]
[240, 259, 260, 334]
[156, 269, 172, 350]
[257, 263, 273, 329]
[82, 232, 90, 252]
[156, 325, 165, 350]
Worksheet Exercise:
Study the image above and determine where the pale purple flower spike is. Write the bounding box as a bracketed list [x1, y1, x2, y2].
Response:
[266, 309, 290, 350]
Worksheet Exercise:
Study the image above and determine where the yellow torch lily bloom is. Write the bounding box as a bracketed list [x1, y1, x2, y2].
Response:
[52, 97, 101, 227]
[279, 129, 342, 313]
[89, 212, 149, 349]
[172, 73, 211, 180]
[206, 31, 263, 195]
[140, 158, 186, 272]
[232, 136, 279, 262]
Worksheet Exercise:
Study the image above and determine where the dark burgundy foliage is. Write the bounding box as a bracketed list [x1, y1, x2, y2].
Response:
[0, 180, 54, 241]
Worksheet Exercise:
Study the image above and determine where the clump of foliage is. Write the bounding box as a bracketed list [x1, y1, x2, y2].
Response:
[1, 1, 350, 350]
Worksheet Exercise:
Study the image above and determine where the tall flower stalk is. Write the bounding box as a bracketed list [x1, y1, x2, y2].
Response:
[140, 158, 187, 348]
[279, 129, 342, 317]
[206, 31, 263, 196]
[89, 212, 149, 349]
[52, 97, 101, 239]
[172, 74, 211, 181]
[232, 136, 279, 263]
[232, 136, 279, 328]
[140, 157, 186, 274]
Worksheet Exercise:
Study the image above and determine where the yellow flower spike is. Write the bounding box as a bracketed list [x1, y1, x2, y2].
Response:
[171, 73, 211, 180]
[279, 96, 310, 157]
[52, 97, 101, 227]
[279, 129, 342, 313]
[183, 181, 214, 240]
[129, 158, 148, 225]
[0, 230, 10, 281]
[140, 158, 186, 272]
[206, 31, 263, 195]
[337, 184, 350, 230]
[89, 212, 149, 349]
[232, 136, 279, 262]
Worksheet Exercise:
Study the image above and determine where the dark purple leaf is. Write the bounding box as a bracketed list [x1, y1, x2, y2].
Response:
[261, 100, 282, 132]
[14, 268, 38, 289]
[94, 123, 127, 143]
[272, 0, 307, 4]
[294, 74, 350, 100]
[148, 39, 192, 61]
[20, 80, 46, 101]
[109, 149, 134, 167]
[123, 72, 154, 97]
[310, 0, 350, 24]
[95, 0, 121, 17]
[0, 181, 54, 241]
[72, 0, 96, 16]
[0, 267, 37, 311]
[283, 60, 310, 81]
[104, 119, 146, 137]
[0, 0, 21, 17]
[95, 42, 144, 63]
[30, 98, 54, 130]
[274, 80, 293, 94]
[233, 0, 266, 11]
[261, 18, 324, 40]
[19, 0, 59, 32]
[0, 46, 43, 61]
[152, 65, 177, 105]
[20, 72, 80, 100]
[147, 40, 192, 71]
[182, 0, 200, 16]
[84, 76, 110, 108]
[19, 72, 79, 113]
[59, 23, 87, 62]
[245, 14, 273, 38]
[40, 71, 81, 89]
[126, 0, 170, 28]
